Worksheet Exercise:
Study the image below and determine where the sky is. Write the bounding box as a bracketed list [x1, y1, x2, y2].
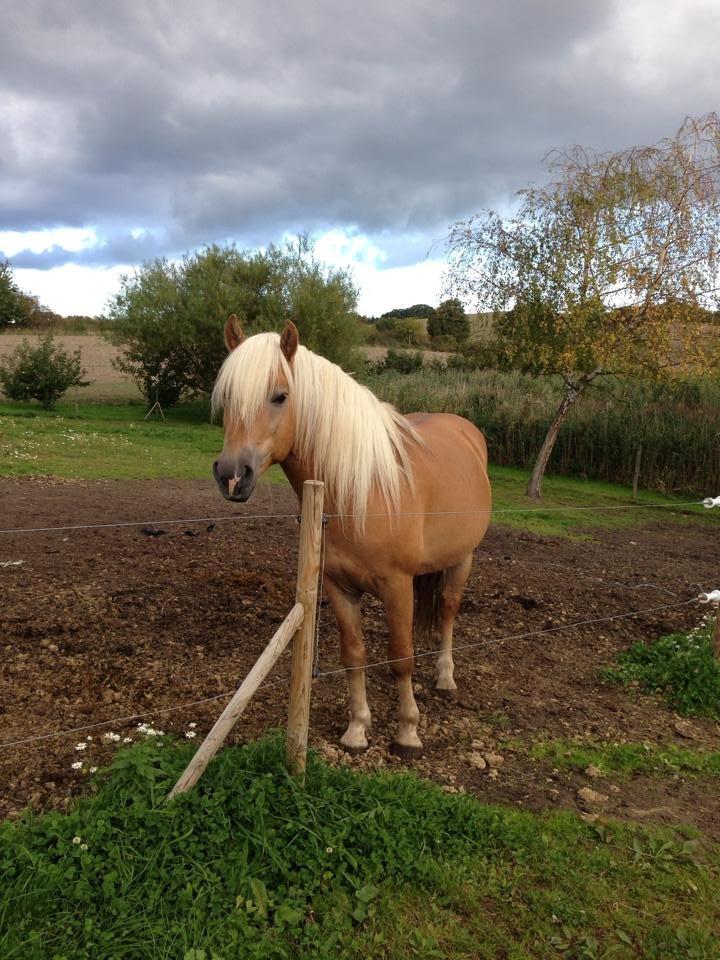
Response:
[1, 0, 718, 318]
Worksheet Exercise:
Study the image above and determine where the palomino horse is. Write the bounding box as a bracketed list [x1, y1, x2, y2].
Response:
[212, 316, 491, 758]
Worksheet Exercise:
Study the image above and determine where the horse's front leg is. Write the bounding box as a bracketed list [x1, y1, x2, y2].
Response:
[380, 575, 423, 760]
[325, 576, 372, 754]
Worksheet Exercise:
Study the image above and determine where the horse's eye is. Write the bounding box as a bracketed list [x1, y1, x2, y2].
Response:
[271, 392, 288, 406]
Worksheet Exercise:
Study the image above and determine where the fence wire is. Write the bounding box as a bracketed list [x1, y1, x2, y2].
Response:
[0, 595, 700, 751]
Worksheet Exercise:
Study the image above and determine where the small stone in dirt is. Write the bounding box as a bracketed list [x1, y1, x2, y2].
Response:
[484, 752, 505, 768]
[577, 787, 609, 809]
[470, 739, 485, 750]
[585, 764, 605, 779]
[442, 785, 459, 794]
[609, 785, 621, 794]
[468, 752, 487, 770]
[674, 719, 702, 740]
[487, 768, 499, 780]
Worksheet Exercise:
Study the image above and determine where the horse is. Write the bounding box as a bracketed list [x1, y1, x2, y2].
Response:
[211, 316, 492, 759]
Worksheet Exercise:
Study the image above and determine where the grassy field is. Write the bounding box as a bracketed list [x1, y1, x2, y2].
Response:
[0, 399, 714, 538]
[1, 734, 718, 960]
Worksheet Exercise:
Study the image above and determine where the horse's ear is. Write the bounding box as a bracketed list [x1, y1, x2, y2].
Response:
[224, 314, 245, 352]
[280, 321, 299, 362]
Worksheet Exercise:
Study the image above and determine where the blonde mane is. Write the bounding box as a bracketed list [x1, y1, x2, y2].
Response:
[212, 332, 419, 519]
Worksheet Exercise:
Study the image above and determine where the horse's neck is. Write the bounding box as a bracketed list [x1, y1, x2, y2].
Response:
[280, 452, 317, 505]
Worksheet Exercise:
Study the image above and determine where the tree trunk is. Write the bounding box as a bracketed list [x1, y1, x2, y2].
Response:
[525, 381, 586, 501]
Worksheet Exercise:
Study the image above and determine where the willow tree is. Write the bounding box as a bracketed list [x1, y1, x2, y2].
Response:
[446, 113, 720, 499]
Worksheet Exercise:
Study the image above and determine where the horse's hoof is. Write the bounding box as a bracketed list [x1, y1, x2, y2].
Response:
[434, 686, 458, 701]
[390, 741, 424, 761]
[341, 743, 369, 757]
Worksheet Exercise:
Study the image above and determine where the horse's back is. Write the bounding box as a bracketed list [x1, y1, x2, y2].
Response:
[405, 412, 491, 572]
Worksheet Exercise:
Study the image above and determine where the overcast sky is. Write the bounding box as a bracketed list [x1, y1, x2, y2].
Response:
[1, 0, 718, 316]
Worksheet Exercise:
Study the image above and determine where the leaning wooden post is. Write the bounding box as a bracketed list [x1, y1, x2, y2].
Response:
[286, 480, 325, 779]
[167, 602, 304, 799]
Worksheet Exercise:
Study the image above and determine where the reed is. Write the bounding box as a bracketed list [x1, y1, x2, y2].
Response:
[363, 368, 720, 495]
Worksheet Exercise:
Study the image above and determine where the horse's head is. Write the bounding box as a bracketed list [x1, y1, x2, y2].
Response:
[212, 315, 298, 502]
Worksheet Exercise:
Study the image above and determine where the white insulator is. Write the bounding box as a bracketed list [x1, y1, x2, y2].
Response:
[698, 589, 720, 604]
[702, 496, 720, 508]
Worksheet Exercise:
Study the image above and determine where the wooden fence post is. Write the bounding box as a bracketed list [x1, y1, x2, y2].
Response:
[286, 480, 325, 779]
[632, 443, 643, 500]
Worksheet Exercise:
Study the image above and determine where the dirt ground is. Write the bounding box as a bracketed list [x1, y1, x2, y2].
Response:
[1, 477, 719, 838]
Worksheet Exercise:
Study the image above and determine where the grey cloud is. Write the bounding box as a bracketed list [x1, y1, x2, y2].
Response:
[1, 0, 718, 271]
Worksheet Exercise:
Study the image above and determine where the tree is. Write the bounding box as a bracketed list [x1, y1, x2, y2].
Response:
[0, 260, 28, 328]
[428, 298, 469, 344]
[446, 113, 720, 499]
[105, 239, 359, 405]
[381, 303, 437, 320]
[0, 335, 88, 408]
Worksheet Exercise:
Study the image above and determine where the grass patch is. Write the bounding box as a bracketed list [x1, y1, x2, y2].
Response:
[0, 400, 286, 485]
[528, 738, 720, 779]
[1, 735, 718, 959]
[488, 465, 713, 538]
[604, 614, 720, 720]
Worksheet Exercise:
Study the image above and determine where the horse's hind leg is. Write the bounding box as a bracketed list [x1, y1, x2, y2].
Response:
[381, 575, 423, 760]
[435, 553, 473, 699]
[326, 577, 372, 754]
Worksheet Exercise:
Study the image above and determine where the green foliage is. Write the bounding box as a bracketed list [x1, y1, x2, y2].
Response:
[428, 297, 469, 344]
[374, 348, 424, 375]
[105, 239, 359, 406]
[0, 335, 88, 409]
[380, 303, 436, 320]
[605, 615, 720, 719]
[0, 260, 28, 328]
[529, 738, 720, 778]
[1, 735, 718, 959]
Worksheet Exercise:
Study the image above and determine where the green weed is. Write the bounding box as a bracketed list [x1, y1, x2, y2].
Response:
[528, 738, 720, 778]
[604, 614, 720, 719]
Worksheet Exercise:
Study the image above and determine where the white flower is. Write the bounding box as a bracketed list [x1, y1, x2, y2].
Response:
[188, 722, 197, 728]
[72, 836, 82, 845]
[326, 846, 334, 854]
[89, 766, 98, 774]
[80, 843, 88, 851]
[75, 742, 87, 751]
[123, 737, 133, 743]
[103, 732, 122, 742]
[185, 731, 197, 739]
[86, 735, 93, 741]
[71, 761, 83, 770]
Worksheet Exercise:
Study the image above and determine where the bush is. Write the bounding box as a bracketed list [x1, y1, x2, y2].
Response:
[0, 335, 88, 409]
[105, 239, 360, 407]
[379, 349, 424, 374]
[428, 298, 469, 344]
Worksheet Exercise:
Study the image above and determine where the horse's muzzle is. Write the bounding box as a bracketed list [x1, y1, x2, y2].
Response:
[213, 459, 256, 502]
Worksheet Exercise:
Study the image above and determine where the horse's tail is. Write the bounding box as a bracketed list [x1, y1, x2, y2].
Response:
[413, 570, 445, 642]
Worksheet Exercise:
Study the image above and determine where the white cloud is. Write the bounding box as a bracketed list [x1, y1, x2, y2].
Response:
[0, 227, 97, 257]
[14, 263, 130, 316]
